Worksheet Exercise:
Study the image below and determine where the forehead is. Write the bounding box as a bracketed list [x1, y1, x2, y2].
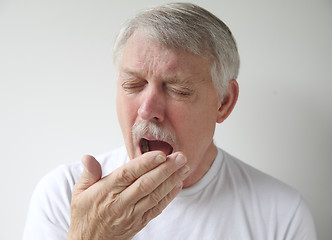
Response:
[119, 30, 212, 80]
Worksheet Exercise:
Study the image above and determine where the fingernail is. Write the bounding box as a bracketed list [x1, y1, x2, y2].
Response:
[155, 154, 166, 164]
[179, 165, 190, 176]
[175, 153, 186, 166]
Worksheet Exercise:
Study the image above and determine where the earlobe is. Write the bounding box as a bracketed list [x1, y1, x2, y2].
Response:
[216, 79, 239, 123]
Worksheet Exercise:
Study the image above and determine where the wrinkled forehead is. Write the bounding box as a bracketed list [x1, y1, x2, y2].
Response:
[119, 30, 212, 81]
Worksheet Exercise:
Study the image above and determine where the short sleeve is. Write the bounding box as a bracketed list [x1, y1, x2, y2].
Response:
[22, 164, 80, 240]
[285, 197, 317, 240]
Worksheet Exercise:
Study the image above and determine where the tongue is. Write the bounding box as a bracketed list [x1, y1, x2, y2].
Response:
[149, 140, 173, 155]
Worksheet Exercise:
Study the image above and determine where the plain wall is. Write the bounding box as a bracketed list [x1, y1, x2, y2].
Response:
[0, 0, 331, 239]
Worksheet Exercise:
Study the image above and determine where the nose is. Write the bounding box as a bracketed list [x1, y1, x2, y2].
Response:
[138, 85, 166, 122]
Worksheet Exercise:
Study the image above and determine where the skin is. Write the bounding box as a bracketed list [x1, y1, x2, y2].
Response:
[67, 29, 238, 239]
[116, 30, 239, 187]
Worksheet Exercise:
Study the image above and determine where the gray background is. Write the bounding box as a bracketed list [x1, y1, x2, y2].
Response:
[0, 0, 331, 239]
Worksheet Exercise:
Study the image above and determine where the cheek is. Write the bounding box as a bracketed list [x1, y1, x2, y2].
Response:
[169, 101, 217, 146]
[116, 93, 137, 135]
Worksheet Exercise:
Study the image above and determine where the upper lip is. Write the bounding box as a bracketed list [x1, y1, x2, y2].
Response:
[140, 135, 173, 146]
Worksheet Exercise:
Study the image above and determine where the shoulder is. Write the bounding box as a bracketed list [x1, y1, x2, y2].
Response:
[23, 163, 78, 238]
[25, 147, 128, 226]
[23, 146, 129, 239]
[221, 149, 299, 199]
[219, 149, 317, 239]
[219, 149, 302, 218]
[35, 145, 129, 197]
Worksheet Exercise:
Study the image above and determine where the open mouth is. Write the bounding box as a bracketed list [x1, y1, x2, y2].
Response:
[140, 138, 173, 155]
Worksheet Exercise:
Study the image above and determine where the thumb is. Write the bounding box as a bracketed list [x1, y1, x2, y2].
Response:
[74, 154, 102, 194]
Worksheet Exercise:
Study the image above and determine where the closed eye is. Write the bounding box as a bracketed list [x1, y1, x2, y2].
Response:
[168, 87, 191, 96]
[121, 80, 147, 93]
[165, 83, 194, 98]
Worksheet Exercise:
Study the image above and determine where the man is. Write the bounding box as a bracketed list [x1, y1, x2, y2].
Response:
[23, 3, 316, 240]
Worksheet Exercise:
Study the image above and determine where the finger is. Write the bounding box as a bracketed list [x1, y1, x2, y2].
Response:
[102, 151, 167, 192]
[141, 182, 183, 227]
[73, 155, 102, 195]
[133, 162, 190, 214]
[120, 152, 188, 205]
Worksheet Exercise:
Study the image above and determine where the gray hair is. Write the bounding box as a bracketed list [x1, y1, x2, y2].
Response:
[113, 2, 240, 98]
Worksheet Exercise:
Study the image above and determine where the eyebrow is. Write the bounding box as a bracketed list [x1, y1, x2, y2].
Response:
[165, 77, 195, 88]
[119, 69, 143, 79]
[119, 67, 204, 87]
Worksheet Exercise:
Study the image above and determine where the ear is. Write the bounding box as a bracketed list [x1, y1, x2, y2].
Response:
[216, 79, 239, 123]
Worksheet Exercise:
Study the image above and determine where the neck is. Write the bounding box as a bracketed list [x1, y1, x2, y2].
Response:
[182, 143, 218, 188]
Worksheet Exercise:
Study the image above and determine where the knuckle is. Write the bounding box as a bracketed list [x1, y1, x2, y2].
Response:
[152, 204, 164, 217]
[162, 159, 177, 174]
[139, 156, 152, 169]
[157, 197, 169, 213]
[141, 213, 151, 227]
[162, 166, 174, 178]
[149, 191, 162, 206]
[118, 167, 135, 184]
[138, 175, 157, 193]
[142, 205, 164, 226]
[174, 171, 185, 183]
[105, 194, 122, 216]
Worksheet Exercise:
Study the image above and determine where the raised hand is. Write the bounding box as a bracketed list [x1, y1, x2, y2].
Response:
[67, 151, 190, 240]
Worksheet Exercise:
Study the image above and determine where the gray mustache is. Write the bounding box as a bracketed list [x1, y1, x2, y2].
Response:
[132, 121, 176, 145]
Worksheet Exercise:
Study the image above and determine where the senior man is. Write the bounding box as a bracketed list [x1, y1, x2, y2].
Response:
[23, 3, 316, 240]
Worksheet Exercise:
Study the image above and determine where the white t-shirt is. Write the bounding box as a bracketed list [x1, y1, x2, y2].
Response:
[23, 146, 317, 240]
